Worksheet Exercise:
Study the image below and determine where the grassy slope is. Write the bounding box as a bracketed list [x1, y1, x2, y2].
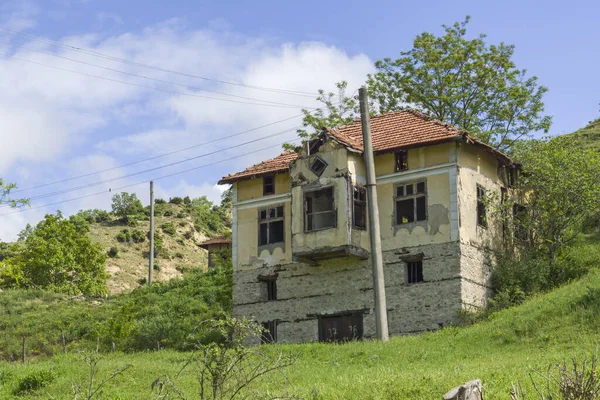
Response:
[564, 118, 600, 151]
[88, 203, 210, 294]
[2, 267, 600, 399]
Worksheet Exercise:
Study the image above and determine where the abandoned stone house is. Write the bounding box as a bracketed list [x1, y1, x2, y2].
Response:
[218, 110, 518, 344]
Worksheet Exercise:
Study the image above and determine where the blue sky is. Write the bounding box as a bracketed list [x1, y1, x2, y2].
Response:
[0, 0, 598, 240]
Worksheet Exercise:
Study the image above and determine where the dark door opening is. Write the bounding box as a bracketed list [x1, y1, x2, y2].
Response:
[318, 314, 363, 342]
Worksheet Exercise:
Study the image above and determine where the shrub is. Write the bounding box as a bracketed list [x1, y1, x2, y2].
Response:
[169, 197, 183, 205]
[153, 263, 160, 271]
[13, 369, 55, 396]
[116, 229, 131, 243]
[163, 210, 173, 217]
[131, 229, 146, 243]
[161, 223, 176, 236]
[176, 238, 185, 245]
[155, 198, 166, 205]
[108, 246, 119, 258]
[175, 252, 184, 259]
[177, 212, 187, 218]
[183, 196, 192, 205]
[111, 192, 144, 219]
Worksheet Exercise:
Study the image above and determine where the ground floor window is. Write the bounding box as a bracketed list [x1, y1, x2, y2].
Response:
[318, 314, 363, 342]
[261, 320, 278, 344]
[406, 260, 424, 284]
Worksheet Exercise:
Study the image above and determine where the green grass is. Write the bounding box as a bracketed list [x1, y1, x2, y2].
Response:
[2, 267, 600, 399]
[565, 118, 600, 152]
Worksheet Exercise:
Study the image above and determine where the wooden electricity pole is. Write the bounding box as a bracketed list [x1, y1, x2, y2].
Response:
[359, 87, 389, 341]
[148, 181, 154, 285]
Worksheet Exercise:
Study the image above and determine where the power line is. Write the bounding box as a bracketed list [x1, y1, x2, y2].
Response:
[0, 139, 299, 217]
[2, 126, 301, 208]
[3, 53, 316, 109]
[0, 39, 316, 108]
[12, 113, 303, 194]
[0, 26, 317, 97]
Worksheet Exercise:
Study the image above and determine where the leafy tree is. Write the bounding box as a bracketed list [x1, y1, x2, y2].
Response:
[0, 178, 28, 208]
[0, 212, 108, 295]
[501, 136, 600, 269]
[293, 18, 552, 152]
[111, 192, 143, 219]
[368, 17, 551, 150]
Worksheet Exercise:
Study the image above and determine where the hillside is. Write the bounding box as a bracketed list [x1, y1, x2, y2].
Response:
[89, 203, 210, 294]
[565, 117, 600, 151]
[1, 264, 600, 398]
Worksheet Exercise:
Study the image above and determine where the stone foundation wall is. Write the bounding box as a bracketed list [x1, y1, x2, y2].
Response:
[234, 241, 495, 344]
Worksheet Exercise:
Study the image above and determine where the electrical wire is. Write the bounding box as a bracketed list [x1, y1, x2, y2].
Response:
[0, 25, 317, 97]
[0, 39, 317, 108]
[1, 126, 301, 208]
[0, 139, 299, 217]
[12, 113, 303, 194]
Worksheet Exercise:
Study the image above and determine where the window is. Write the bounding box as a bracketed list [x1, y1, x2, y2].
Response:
[305, 187, 335, 231]
[258, 206, 284, 246]
[406, 261, 424, 284]
[513, 204, 527, 241]
[261, 320, 278, 344]
[477, 185, 487, 228]
[263, 176, 275, 196]
[309, 156, 328, 177]
[266, 279, 277, 301]
[395, 181, 427, 225]
[318, 315, 363, 342]
[395, 150, 408, 172]
[353, 186, 366, 229]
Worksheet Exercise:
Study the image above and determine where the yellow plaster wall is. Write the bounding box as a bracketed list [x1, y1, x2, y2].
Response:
[236, 201, 293, 269]
[378, 172, 451, 250]
[374, 143, 452, 176]
[457, 145, 500, 184]
[237, 174, 291, 202]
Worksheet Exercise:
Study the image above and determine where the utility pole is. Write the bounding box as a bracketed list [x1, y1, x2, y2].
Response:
[359, 87, 389, 341]
[148, 181, 154, 285]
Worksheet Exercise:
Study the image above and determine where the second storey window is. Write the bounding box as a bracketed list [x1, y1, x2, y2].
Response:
[259, 206, 284, 246]
[477, 185, 487, 228]
[263, 176, 275, 195]
[353, 186, 366, 229]
[395, 150, 408, 172]
[395, 181, 427, 225]
[406, 261, 424, 284]
[305, 187, 335, 231]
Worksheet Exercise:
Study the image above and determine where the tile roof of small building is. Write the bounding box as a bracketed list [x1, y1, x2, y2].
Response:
[199, 236, 232, 249]
[219, 110, 512, 184]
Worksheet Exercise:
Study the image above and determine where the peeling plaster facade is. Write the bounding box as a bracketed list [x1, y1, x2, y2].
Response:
[229, 137, 512, 344]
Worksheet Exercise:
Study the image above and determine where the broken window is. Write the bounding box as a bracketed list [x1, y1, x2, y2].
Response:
[395, 181, 427, 225]
[513, 203, 527, 241]
[395, 150, 408, 172]
[477, 185, 487, 228]
[261, 320, 278, 344]
[309, 156, 328, 177]
[305, 187, 335, 231]
[353, 186, 366, 229]
[263, 176, 275, 196]
[258, 205, 284, 246]
[406, 261, 424, 284]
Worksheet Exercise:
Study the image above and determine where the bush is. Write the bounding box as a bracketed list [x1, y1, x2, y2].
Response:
[163, 210, 173, 217]
[161, 223, 176, 236]
[155, 198, 166, 205]
[175, 252, 184, 259]
[108, 246, 119, 258]
[183, 196, 192, 205]
[13, 369, 55, 395]
[116, 229, 131, 243]
[131, 229, 146, 243]
[153, 263, 160, 271]
[177, 212, 187, 218]
[111, 192, 144, 219]
[169, 197, 184, 205]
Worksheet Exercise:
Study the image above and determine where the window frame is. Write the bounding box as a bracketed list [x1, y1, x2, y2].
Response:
[309, 156, 328, 177]
[394, 180, 427, 226]
[266, 278, 277, 301]
[394, 150, 409, 172]
[406, 260, 424, 284]
[304, 186, 336, 232]
[261, 320, 278, 344]
[476, 185, 487, 228]
[263, 175, 275, 196]
[352, 186, 367, 230]
[258, 205, 285, 247]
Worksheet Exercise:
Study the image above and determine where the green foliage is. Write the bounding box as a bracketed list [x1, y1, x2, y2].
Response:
[0, 178, 28, 208]
[68, 214, 91, 233]
[154, 198, 166, 205]
[183, 196, 192, 205]
[0, 212, 108, 295]
[74, 209, 110, 224]
[367, 17, 551, 150]
[163, 210, 173, 217]
[12, 369, 54, 395]
[190, 196, 228, 237]
[161, 222, 176, 236]
[131, 229, 145, 243]
[116, 229, 131, 243]
[108, 246, 119, 258]
[111, 192, 143, 219]
[169, 197, 183, 205]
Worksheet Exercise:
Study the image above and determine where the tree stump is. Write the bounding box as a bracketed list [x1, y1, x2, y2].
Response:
[443, 379, 483, 400]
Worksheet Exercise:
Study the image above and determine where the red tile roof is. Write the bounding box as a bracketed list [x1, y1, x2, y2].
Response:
[219, 110, 512, 184]
[199, 236, 232, 249]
